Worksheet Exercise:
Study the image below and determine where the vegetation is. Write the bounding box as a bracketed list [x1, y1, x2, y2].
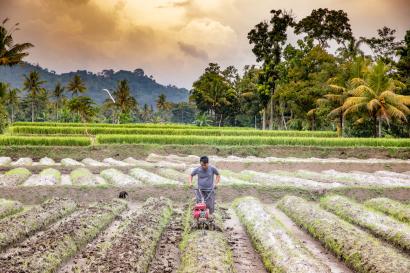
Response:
[0, 198, 77, 250]
[277, 195, 410, 273]
[0, 198, 23, 219]
[233, 196, 329, 272]
[364, 197, 410, 224]
[320, 195, 410, 251]
[9, 125, 337, 137]
[0, 199, 126, 273]
[0, 135, 91, 146]
[96, 134, 410, 147]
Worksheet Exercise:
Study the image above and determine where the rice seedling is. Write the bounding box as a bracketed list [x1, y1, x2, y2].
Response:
[233, 196, 330, 272]
[364, 197, 410, 224]
[277, 195, 410, 273]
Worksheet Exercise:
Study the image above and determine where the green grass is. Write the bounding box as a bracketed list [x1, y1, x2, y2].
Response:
[0, 136, 91, 146]
[96, 134, 410, 147]
[9, 125, 337, 137]
[12, 121, 250, 129]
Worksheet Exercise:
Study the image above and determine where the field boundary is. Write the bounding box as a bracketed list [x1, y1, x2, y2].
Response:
[1, 144, 410, 160]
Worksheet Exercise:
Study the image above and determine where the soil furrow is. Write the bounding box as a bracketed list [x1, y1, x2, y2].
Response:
[266, 204, 353, 273]
[147, 206, 184, 273]
[222, 207, 268, 273]
[58, 202, 141, 273]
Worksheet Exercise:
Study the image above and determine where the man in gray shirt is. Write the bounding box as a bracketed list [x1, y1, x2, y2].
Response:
[188, 156, 220, 217]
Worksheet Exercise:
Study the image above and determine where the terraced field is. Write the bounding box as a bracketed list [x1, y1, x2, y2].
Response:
[0, 153, 409, 272]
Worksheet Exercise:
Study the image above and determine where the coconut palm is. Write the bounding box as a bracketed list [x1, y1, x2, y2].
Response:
[52, 82, 65, 121]
[67, 75, 86, 97]
[0, 18, 33, 66]
[67, 96, 96, 122]
[343, 60, 410, 137]
[317, 57, 370, 137]
[156, 94, 171, 111]
[113, 80, 137, 114]
[4, 86, 20, 123]
[23, 71, 46, 122]
[141, 103, 153, 122]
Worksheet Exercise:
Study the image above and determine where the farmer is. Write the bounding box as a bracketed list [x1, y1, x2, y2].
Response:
[188, 155, 220, 218]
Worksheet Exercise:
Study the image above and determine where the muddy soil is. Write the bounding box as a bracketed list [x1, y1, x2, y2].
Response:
[215, 161, 410, 173]
[2, 145, 409, 160]
[58, 202, 141, 273]
[1, 185, 410, 205]
[147, 207, 184, 273]
[266, 204, 353, 273]
[221, 207, 268, 273]
[1, 160, 409, 174]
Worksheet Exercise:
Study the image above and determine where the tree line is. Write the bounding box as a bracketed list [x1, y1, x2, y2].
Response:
[190, 9, 410, 137]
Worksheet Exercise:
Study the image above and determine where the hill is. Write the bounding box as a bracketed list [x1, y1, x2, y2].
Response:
[0, 63, 189, 106]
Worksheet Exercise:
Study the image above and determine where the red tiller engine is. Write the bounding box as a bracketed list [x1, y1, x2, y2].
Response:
[193, 202, 209, 219]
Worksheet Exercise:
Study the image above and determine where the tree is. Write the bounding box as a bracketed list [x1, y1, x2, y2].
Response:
[52, 82, 65, 121]
[190, 63, 236, 126]
[318, 56, 370, 136]
[23, 71, 46, 122]
[113, 79, 138, 114]
[336, 37, 365, 60]
[67, 96, 96, 122]
[3, 84, 20, 123]
[0, 18, 33, 66]
[140, 103, 153, 122]
[103, 80, 138, 124]
[361, 27, 402, 63]
[295, 8, 353, 48]
[343, 60, 410, 137]
[193, 113, 212, 127]
[248, 9, 295, 129]
[156, 94, 171, 111]
[67, 74, 86, 97]
[396, 30, 410, 94]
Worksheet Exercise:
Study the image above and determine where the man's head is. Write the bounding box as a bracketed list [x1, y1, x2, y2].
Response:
[200, 156, 209, 170]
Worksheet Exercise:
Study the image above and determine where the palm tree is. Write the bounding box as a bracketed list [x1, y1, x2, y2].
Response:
[52, 82, 65, 121]
[343, 60, 410, 137]
[318, 57, 370, 137]
[141, 103, 152, 122]
[67, 75, 86, 97]
[0, 18, 33, 66]
[68, 96, 96, 122]
[193, 113, 212, 127]
[156, 94, 171, 111]
[4, 86, 20, 124]
[114, 80, 137, 114]
[23, 71, 46, 122]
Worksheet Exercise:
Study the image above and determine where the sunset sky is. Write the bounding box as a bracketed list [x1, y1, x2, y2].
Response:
[1, 0, 409, 88]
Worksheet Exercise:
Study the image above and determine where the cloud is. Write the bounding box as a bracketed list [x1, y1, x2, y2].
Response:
[0, 0, 409, 89]
[178, 42, 208, 60]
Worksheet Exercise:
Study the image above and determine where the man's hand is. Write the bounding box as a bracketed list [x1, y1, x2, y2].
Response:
[188, 175, 193, 189]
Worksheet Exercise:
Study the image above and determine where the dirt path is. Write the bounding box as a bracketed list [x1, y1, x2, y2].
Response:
[58, 202, 141, 273]
[147, 207, 184, 273]
[221, 207, 268, 273]
[266, 204, 353, 273]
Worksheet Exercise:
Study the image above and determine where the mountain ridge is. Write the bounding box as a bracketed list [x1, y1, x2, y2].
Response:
[0, 62, 189, 106]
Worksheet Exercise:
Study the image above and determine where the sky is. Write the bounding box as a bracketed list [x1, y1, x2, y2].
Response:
[0, 0, 409, 89]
